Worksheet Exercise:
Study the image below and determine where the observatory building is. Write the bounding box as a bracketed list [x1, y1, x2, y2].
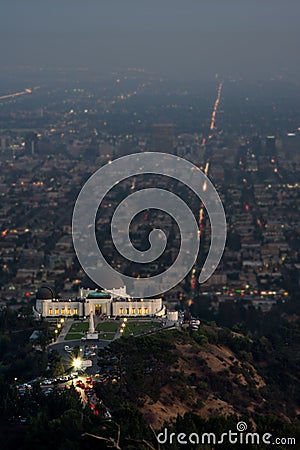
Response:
[34, 285, 164, 319]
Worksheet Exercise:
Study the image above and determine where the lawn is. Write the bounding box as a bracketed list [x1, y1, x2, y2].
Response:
[96, 322, 119, 333]
[69, 322, 89, 333]
[123, 321, 160, 336]
[98, 332, 115, 341]
[65, 322, 89, 341]
[64, 320, 160, 340]
[65, 333, 84, 340]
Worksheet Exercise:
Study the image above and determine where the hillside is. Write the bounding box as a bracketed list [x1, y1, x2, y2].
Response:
[141, 336, 266, 429]
[1, 320, 299, 450]
[98, 322, 300, 432]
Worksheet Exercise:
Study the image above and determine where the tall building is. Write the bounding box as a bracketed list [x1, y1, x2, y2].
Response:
[25, 132, 38, 155]
[282, 132, 300, 161]
[250, 135, 262, 156]
[265, 136, 277, 156]
[0, 134, 11, 151]
[151, 123, 175, 153]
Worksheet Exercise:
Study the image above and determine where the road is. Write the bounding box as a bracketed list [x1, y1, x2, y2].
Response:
[50, 339, 109, 373]
[0, 87, 39, 101]
[190, 81, 223, 294]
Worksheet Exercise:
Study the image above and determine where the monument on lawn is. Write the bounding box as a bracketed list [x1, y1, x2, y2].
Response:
[86, 309, 98, 340]
[89, 309, 95, 333]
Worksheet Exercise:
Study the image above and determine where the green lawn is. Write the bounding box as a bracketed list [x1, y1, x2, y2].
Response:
[123, 321, 160, 336]
[98, 332, 115, 341]
[65, 333, 84, 340]
[64, 320, 160, 340]
[65, 322, 88, 340]
[96, 322, 119, 333]
[69, 322, 89, 333]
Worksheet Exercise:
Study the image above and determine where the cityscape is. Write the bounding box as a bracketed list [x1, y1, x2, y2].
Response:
[0, 1, 300, 449]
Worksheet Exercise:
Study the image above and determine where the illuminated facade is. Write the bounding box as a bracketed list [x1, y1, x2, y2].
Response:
[35, 286, 164, 318]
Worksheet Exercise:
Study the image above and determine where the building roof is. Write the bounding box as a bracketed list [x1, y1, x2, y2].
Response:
[36, 286, 55, 300]
[87, 291, 111, 299]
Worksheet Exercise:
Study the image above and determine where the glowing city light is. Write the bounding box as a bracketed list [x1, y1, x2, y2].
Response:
[73, 358, 82, 369]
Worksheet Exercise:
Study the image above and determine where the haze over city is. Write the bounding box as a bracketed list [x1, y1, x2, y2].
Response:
[1, 0, 300, 80]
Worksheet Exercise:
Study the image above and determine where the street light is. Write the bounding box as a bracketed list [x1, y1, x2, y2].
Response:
[73, 357, 82, 370]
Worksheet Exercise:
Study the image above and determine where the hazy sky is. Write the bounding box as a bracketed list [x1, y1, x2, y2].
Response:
[1, 0, 299, 79]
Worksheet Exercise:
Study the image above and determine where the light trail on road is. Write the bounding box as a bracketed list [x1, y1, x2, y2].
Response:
[198, 81, 223, 231]
[0, 87, 35, 101]
[209, 81, 223, 132]
[190, 81, 224, 295]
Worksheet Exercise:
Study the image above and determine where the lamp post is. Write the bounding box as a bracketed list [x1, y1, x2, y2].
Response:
[73, 357, 82, 371]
